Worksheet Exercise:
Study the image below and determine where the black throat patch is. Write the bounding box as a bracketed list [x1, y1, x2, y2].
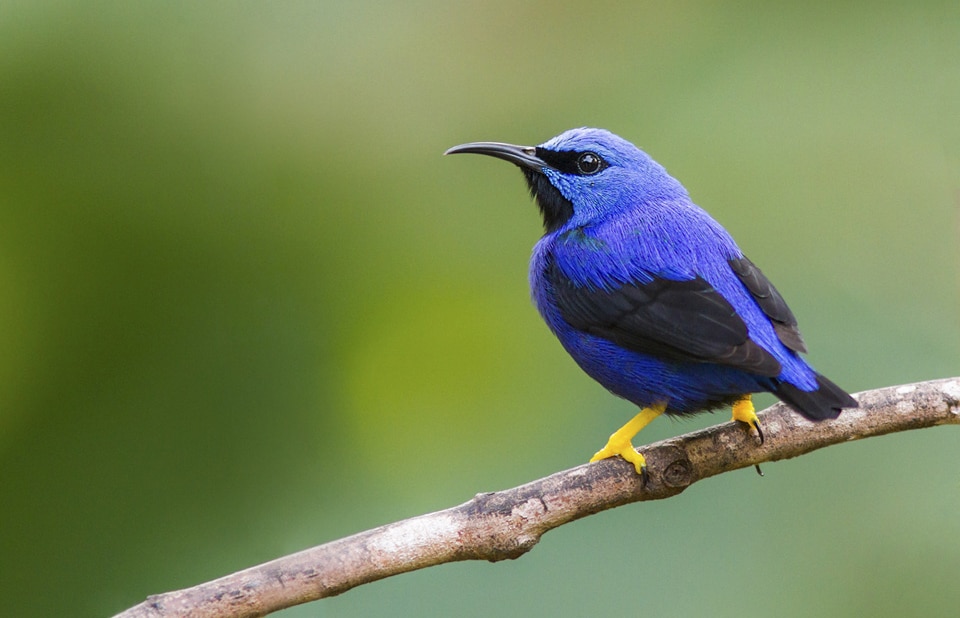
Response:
[522, 169, 573, 233]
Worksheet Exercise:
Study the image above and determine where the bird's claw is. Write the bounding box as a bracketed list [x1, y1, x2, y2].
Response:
[589, 405, 664, 483]
[732, 395, 765, 477]
[731, 395, 764, 445]
[590, 441, 648, 481]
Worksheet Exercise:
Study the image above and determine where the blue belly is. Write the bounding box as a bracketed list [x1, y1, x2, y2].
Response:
[556, 327, 774, 415]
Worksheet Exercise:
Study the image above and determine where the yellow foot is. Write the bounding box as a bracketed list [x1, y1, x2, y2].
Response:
[589, 404, 666, 480]
[590, 438, 648, 475]
[731, 395, 764, 445]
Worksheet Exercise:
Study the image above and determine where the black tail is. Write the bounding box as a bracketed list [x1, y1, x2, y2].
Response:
[772, 374, 859, 421]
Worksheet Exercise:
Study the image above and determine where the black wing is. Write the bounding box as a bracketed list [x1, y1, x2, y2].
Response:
[729, 257, 807, 353]
[546, 259, 782, 377]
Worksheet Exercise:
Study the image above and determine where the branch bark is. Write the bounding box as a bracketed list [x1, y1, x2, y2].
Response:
[115, 378, 960, 618]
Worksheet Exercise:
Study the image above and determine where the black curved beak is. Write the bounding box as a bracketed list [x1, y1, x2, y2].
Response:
[444, 141, 546, 173]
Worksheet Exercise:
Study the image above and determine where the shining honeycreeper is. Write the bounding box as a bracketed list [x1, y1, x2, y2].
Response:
[446, 127, 858, 477]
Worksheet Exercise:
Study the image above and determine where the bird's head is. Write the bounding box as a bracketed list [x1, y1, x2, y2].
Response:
[446, 127, 688, 233]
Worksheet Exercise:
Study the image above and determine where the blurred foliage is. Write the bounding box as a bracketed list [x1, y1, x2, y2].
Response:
[0, 1, 958, 617]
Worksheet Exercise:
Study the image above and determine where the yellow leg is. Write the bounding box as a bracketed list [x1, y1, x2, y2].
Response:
[590, 403, 666, 476]
[731, 395, 764, 444]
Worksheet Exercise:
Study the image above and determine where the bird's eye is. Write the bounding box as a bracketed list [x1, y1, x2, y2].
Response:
[576, 152, 604, 175]
[534, 147, 608, 176]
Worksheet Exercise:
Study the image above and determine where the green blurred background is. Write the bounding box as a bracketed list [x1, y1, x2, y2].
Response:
[1, 2, 958, 616]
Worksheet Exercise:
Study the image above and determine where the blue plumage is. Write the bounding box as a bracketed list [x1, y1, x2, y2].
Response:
[446, 128, 856, 438]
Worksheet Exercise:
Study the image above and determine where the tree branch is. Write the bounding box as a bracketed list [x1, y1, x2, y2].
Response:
[114, 378, 960, 618]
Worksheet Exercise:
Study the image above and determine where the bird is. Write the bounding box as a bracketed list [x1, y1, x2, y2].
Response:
[445, 127, 858, 480]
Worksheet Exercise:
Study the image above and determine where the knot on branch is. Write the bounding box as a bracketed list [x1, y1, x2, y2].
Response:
[658, 447, 695, 488]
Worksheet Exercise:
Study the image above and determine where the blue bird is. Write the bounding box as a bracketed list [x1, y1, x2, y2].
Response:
[446, 128, 858, 478]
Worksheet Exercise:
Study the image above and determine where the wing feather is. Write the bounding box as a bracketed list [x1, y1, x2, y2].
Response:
[546, 259, 782, 377]
[729, 257, 807, 353]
